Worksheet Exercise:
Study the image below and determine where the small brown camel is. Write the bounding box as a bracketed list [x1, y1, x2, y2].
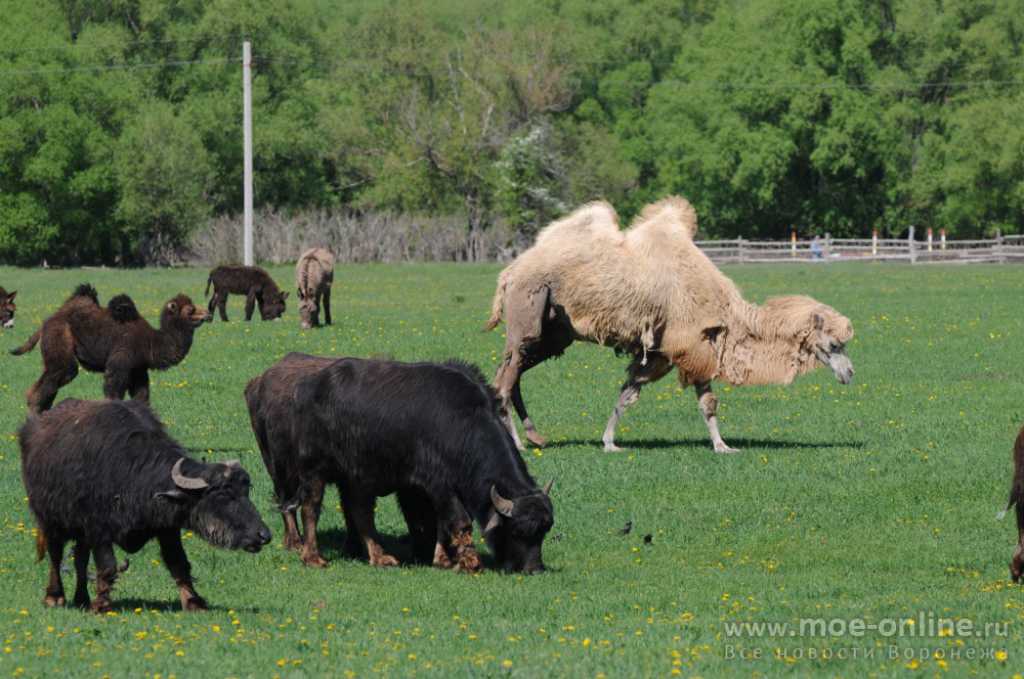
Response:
[11, 284, 210, 413]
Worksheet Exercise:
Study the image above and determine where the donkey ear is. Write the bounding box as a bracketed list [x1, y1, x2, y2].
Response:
[812, 313, 824, 331]
[281, 291, 290, 300]
[6, 291, 15, 301]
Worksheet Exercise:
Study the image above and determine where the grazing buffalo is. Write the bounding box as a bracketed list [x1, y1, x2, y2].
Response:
[206, 265, 288, 321]
[10, 284, 210, 413]
[20, 399, 272, 612]
[0, 287, 15, 328]
[245, 353, 555, 573]
[1003, 425, 1024, 581]
[295, 247, 335, 329]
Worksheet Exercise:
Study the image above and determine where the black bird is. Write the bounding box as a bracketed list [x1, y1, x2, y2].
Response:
[619, 520, 633, 535]
[643, 533, 653, 545]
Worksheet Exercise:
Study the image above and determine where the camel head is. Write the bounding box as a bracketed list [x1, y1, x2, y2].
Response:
[759, 296, 854, 385]
[161, 294, 212, 329]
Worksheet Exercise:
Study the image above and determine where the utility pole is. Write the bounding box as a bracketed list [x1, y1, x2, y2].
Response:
[243, 40, 254, 266]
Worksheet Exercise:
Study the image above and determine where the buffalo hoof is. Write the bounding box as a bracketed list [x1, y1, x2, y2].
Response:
[301, 552, 329, 568]
[370, 553, 399, 568]
[283, 536, 303, 552]
[43, 594, 65, 608]
[455, 549, 482, 574]
[432, 544, 454, 570]
[90, 599, 112, 614]
[73, 594, 91, 609]
[183, 596, 208, 612]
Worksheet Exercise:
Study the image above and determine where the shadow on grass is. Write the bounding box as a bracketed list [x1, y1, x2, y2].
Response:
[185, 447, 254, 454]
[314, 528, 556, 575]
[103, 598, 263, 614]
[545, 437, 864, 451]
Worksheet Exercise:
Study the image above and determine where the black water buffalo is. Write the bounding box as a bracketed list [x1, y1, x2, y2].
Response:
[245, 353, 555, 573]
[20, 399, 272, 612]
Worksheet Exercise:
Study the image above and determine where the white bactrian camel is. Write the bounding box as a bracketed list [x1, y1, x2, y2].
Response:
[485, 196, 855, 453]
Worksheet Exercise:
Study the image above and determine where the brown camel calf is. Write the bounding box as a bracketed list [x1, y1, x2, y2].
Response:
[10, 284, 210, 413]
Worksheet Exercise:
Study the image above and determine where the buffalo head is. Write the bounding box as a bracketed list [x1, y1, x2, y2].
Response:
[484, 481, 554, 574]
[157, 458, 271, 552]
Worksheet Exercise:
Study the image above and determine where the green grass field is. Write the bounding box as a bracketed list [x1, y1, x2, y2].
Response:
[0, 262, 1022, 678]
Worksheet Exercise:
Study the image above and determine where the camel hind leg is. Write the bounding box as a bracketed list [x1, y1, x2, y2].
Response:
[602, 354, 672, 452]
[694, 380, 737, 453]
[27, 326, 79, 413]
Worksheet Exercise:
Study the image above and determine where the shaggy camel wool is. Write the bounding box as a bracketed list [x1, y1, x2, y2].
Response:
[487, 196, 853, 388]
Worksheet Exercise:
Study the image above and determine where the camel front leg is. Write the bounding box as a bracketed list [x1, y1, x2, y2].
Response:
[511, 381, 546, 448]
[602, 355, 672, 452]
[494, 355, 527, 452]
[694, 380, 737, 454]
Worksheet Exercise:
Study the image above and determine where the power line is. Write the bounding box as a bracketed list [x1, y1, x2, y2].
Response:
[0, 57, 235, 76]
[0, 35, 229, 55]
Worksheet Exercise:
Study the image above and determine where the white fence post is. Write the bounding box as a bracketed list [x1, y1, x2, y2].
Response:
[908, 226, 917, 263]
[940, 228, 947, 250]
[824, 232, 832, 259]
[790, 230, 796, 258]
[927, 227, 933, 252]
[738, 236, 746, 263]
[997, 228, 1005, 263]
[872, 229, 878, 256]
[243, 40, 254, 266]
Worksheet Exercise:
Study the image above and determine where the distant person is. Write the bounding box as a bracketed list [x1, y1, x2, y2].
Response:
[810, 235, 823, 260]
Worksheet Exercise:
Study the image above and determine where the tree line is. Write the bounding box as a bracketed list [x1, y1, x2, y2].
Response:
[1, 0, 1021, 265]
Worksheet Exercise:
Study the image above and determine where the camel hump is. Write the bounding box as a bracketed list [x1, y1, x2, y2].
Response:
[107, 294, 141, 322]
[71, 283, 99, 305]
[631, 195, 698, 239]
[533, 200, 622, 248]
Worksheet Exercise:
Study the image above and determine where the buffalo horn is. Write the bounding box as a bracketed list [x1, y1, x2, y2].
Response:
[491, 485, 515, 517]
[542, 479, 554, 496]
[171, 459, 209, 490]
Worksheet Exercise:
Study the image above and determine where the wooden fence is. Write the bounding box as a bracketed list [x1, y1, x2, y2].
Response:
[696, 228, 1024, 264]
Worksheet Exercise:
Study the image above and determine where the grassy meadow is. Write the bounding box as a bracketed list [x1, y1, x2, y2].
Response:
[0, 262, 1021, 677]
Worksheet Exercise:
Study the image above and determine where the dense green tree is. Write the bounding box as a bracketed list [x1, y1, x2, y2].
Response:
[1, 0, 1022, 264]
